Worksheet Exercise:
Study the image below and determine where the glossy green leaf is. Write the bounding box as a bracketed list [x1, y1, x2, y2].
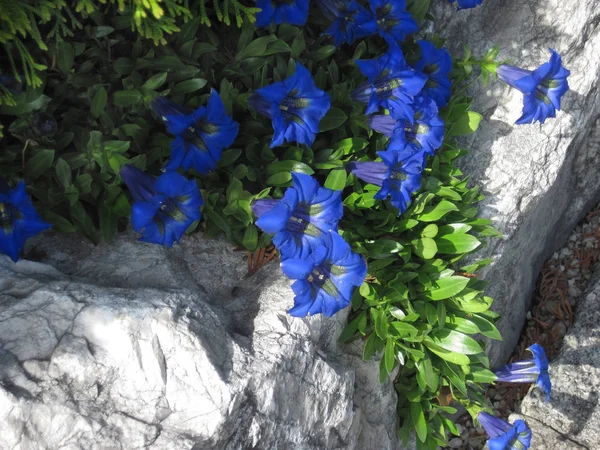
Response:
[429, 329, 483, 355]
[425, 276, 470, 300]
[25, 149, 55, 181]
[319, 107, 347, 132]
[436, 233, 481, 254]
[410, 402, 427, 443]
[90, 87, 107, 118]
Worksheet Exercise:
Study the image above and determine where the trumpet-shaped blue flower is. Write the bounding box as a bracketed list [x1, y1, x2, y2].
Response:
[359, 0, 418, 45]
[252, 173, 343, 260]
[152, 90, 239, 175]
[477, 412, 532, 450]
[352, 44, 427, 122]
[317, 0, 377, 46]
[368, 96, 444, 155]
[496, 49, 570, 125]
[413, 40, 452, 107]
[255, 0, 309, 27]
[281, 231, 367, 317]
[447, 0, 483, 9]
[249, 62, 331, 148]
[349, 150, 425, 215]
[0, 180, 51, 262]
[494, 343, 551, 401]
[120, 165, 203, 247]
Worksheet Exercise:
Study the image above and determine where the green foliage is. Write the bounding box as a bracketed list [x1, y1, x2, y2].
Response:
[0, 0, 260, 106]
[0, 2, 501, 447]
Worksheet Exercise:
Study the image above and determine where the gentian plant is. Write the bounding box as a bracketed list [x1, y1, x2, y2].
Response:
[0, 0, 571, 447]
[494, 343, 552, 401]
[0, 180, 51, 262]
[477, 412, 532, 450]
[120, 166, 203, 247]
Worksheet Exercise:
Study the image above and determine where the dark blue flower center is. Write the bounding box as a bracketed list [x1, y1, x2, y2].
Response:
[390, 170, 408, 181]
[375, 78, 403, 96]
[375, 6, 399, 29]
[403, 122, 429, 146]
[0, 202, 15, 234]
[423, 64, 439, 75]
[157, 197, 187, 222]
[534, 89, 552, 105]
[307, 262, 342, 297]
[508, 432, 530, 450]
[280, 97, 311, 118]
[182, 126, 208, 151]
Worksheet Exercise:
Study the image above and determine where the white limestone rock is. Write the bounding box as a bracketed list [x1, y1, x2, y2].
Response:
[0, 233, 404, 450]
[431, 0, 600, 365]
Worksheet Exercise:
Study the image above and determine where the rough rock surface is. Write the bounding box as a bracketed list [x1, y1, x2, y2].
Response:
[432, 0, 600, 365]
[0, 233, 403, 450]
[509, 266, 600, 450]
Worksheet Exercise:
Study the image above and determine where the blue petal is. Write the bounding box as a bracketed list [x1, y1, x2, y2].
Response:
[281, 257, 314, 279]
[256, 202, 292, 233]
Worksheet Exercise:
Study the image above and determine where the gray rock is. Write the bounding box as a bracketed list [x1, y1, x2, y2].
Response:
[0, 233, 404, 450]
[431, 0, 600, 366]
[513, 269, 600, 449]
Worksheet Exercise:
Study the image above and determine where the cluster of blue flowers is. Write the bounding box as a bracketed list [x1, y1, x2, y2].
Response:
[252, 173, 366, 316]
[473, 344, 551, 450]
[120, 89, 239, 247]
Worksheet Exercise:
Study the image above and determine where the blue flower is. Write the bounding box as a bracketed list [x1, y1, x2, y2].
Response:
[477, 412, 532, 450]
[280, 231, 367, 317]
[0, 180, 51, 262]
[249, 62, 331, 148]
[252, 173, 343, 260]
[318, 0, 378, 46]
[152, 90, 239, 175]
[255, 0, 309, 27]
[360, 0, 418, 45]
[496, 49, 570, 125]
[412, 40, 452, 108]
[368, 96, 444, 156]
[349, 150, 425, 215]
[447, 0, 484, 9]
[494, 343, 551, 401]
[120, 165, 203, 247]
[352, 44, 427, 122]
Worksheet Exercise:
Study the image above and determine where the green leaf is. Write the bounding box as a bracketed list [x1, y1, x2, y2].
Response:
[423, 339, 470, 365]
[410, 402, 427, 443]
[411, 238, 437, 260]
[420, 224, 438, 238]
[57, 42, 75, 73]
[417, 200, 459, 222]
[372, 308, 388, 339]
[319, 107, 347, 132]
[218, 148, 243, 167]
[54, 158, 72, 188]
[43, 211, 76, 233]
[99, 202, 118, 241]
[324, 169, 347, 191]
[267, 160, 314, 175]
[142, 72, 168, 90]
[408, 0, 431, 22]
[469, 367, 497, 383]
[384, 337, 395, 374]
[334, 137, 369, 155]
[172, 78, 208, 95]
[429, 329, 483, 355]
[307, 45, 337, 62]
[113, 90, 142, 107]
[236, 36, 277, 60]
[425, 276, 470, 300]
[243, 225, 259, 251]
[363, 333, 377, 360]
[416, 354, 438, 391]
[90, 87, 107, 118]
[25, 149, 55, 181]
[448, 111, 483, 137]
[266, 172, 292, 186]
[436, 234, 481, 254]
